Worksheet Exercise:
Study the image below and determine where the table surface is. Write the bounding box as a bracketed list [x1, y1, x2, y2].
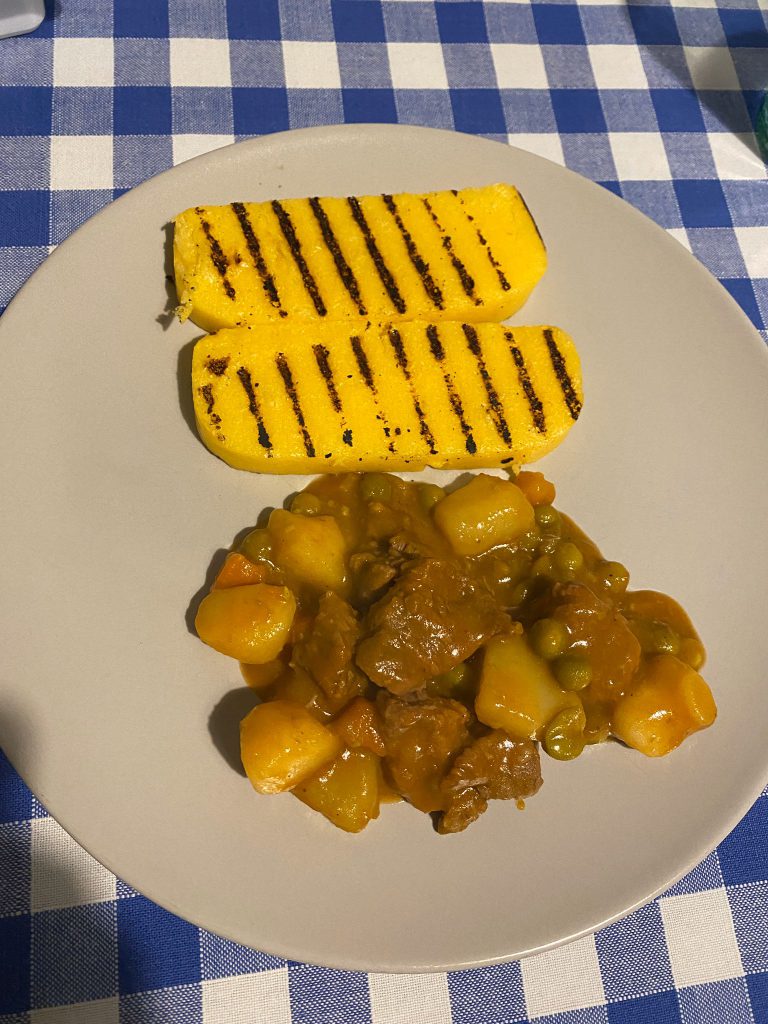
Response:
[1, 1, 767, 1022]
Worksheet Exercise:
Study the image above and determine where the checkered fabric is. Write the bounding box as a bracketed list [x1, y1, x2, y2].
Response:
[1, 0, 767, 1021]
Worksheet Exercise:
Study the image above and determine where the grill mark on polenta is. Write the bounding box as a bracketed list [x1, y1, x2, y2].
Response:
[425, 325, 477, 455]
[544, 329, 582, 421]
[388, 328, 438, 456]
[313, 342, 353, 448]
[506, 331, 546, 434]
[275, 353, 316, 459]
[205, 355, 230, 376]
[422, 198, 479, 304]
[350, 335, 395, 454]
[382, 195, 444, 310]
[236, 367, 273, 452]
[346, 197, 406, 314]
[308, 198, 367, 316]
[461, 324, 513, 447]
[450, 193, 511, 292]
[230, 202, 286, 316]
[270, 201, 327, 316]
[198, 384, 221, 426]
[196, 207, 236, 300]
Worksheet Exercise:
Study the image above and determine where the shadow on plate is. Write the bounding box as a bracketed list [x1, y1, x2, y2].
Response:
[208, 687, 261, 777]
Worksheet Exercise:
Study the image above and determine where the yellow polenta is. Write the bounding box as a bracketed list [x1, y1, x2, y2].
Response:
[191, 321, 582, 474]
[175, 184, 547, 333]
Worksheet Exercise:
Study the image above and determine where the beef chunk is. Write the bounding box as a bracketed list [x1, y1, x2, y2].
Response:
[292, 591, 366, 704]
[378, 693, 471, 813]
[438, 730, 543, 834]
[357, 558, 510, 694]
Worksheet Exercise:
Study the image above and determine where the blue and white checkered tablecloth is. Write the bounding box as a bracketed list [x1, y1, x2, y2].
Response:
[1, 1, 767, 1021]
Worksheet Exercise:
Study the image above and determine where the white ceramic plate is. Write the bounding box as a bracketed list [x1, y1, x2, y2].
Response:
[2, 125, 768, 973]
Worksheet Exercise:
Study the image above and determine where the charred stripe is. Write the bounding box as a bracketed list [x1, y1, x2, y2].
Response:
[389, 328, 438, 456]
[449, 193, 511, 292]
[506, 331, 546, 434]
[230, 202, 285, 314]
[426, 325, 477, 455]
[308, 198, 367, 315]
[347, 196, 406, 314]
[382, 195, 444, 309]
[350, 335, 394, 453]
[313, 342, 353, 448]
[422, 198, 478, 302]
[196, 208, 236, 300]
[236, 367, 272, 452]
[462, 324, 513, 447]
[544, 329, 582, 421]
[271, 200, 327, 316]
[275, 353, 316, 459]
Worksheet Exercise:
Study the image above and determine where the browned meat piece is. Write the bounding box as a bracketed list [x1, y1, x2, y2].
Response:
[378, 694, 471, 812]
[350, 555, 398, 606]
[292, 592, 366, 705]
[438, 788, 487, 834]
[446, 729, 543, 801]
[356, 558, 510, 693]
[551, 583, 641, 701]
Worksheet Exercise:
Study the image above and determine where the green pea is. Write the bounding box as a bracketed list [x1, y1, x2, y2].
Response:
[597, 560, 629, 595]
[531, 555, 554, 578]
[679, 637, 705, 670]
[535, 504, 561, 533]
[418, 482, 446, 512]
[543, 707, 586, 761]
[553, 541, 584, 575]
[529, 618, 568, 660]
[518, 529, 540, 555]
[360, 473, 393, 503]
[240, 528, 272, 562]
[649, 621, 680, 655]
[554, 654, 592, 691]
[539, 534, 559, 555]
[290, 492, 322, 516]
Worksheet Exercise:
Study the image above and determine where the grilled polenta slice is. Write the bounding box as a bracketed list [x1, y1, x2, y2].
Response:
[175, 184, 546, 333]
[192, 322, 582, 474]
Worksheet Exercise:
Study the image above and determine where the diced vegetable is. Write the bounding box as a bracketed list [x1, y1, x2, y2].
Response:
[612, 654, 717, 757]
[212, 552, 267, 589]
[195, 583, 296, 663]
[240, 699, 343, 794]
[270, 667, 334, 720]
[433, 475, 535, 556]
[476, 634, 582, 741]
[328, 697, 385, 755]
[293, 748, 381, 832]
[515, 471, 555, 507]
[268, 509, 347, 592]
[240, 658, 287, 691]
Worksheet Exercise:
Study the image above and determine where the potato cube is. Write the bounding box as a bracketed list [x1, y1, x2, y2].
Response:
[195, 584, 296, 664]
[268, 509, 347, 592]
[476, 634, 581, 741]
[293, 748, 381, 833]
[612, 654, 717, 757]
[240, 699, 343, 794]
[433, 475, 534, 556]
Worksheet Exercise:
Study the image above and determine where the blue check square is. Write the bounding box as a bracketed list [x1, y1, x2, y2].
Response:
[607, 991, 681, 1024]
[450, 88, 506, 134]
[120, 984, 203, 1024]
[436, 2, 488, 44]
[382, 1, 439, 43]
[0, 87, 51, 136]
[31, 903, 118, 1008]
[0, 822, 30, 918]
[52, 87, 112, 135]
[394, 90, 455, 130]
[0, 914, 30, 1014]
[332, 0, 386, 43]
[651, 90, 706, 132]
[678, 977, 754, 1024]
[499, 89, 556, 132]
[342, 88, 398, 124]
[483, 4, 537, 44]
[232, 87, 290, 134]
[226, 0, 281, 40]
[0, 39, 52, 87]
[114, 87, 172, 135]
[720, 796, 768, 884]
[117, 897, 200, 994]
[287, 963, 371, 1023]
[448, 961, 527, 1023]
[50, 191, 113, 245]
[629, 6, 681, 46]
[551, 89, 607, 133]
[0, 751, 32, 825]
[721, 279, 763, 328]
[173, 87, 234, 133]
[114, 0, 170, 38]
[0, 246, 49, 309]
[674, 179, 732, 227]
[747, 972, 768, 1024]
[200, 930, 284, 980]
[597, 902, 674, 1001]
[287, 89, 344, 130]
[719, 9, 768, 48]
[532, 4, 586, 45]
[0, 192, 49, 247]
